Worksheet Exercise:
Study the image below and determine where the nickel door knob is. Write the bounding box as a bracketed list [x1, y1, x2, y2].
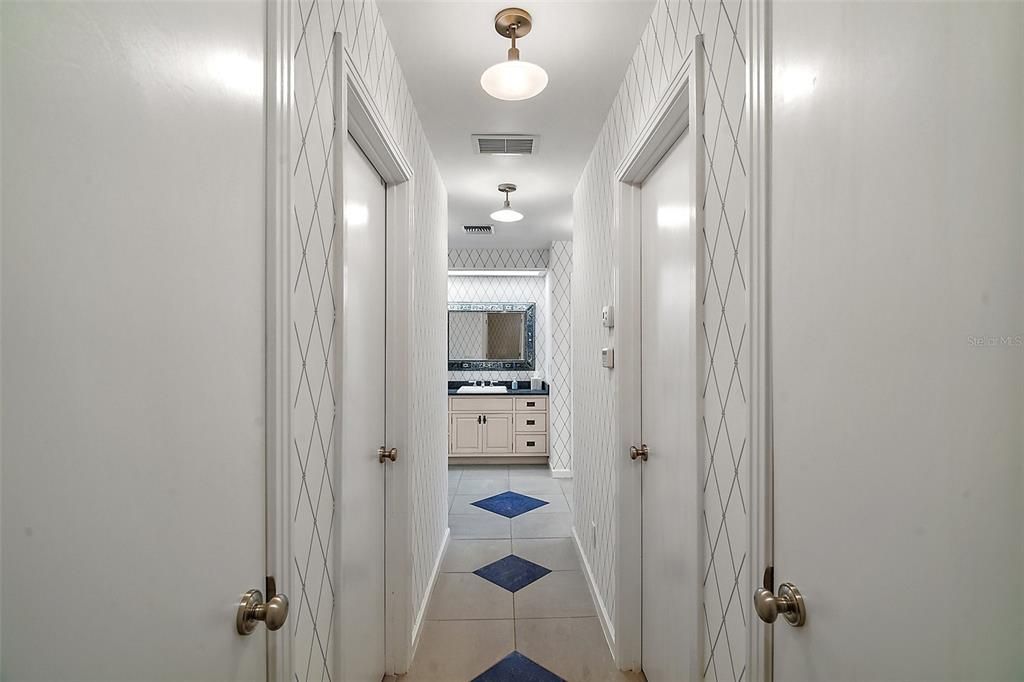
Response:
[753, 582, 805, 626]
[378, 446, 398, 463]
[237, 589, 289, 635]
[629, 444, 649, 461]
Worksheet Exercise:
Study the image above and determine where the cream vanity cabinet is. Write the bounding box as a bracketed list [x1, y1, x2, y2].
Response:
[448, 395, 548, 461]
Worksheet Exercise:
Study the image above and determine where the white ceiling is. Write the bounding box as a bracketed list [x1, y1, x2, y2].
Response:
[378, 0, 655, 249]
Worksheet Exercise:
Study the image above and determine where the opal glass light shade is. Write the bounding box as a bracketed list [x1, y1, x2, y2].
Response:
[480, 59, 548, 101]
[490, 205, 524, 222]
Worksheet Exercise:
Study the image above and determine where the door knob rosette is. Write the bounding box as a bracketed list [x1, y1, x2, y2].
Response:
[237, 589, 289, 635]
[753, 582, 805, 626]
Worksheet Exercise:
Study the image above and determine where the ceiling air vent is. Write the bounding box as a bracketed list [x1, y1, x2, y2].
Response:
[463, 225, 494, 235]
[472, 134, 538, 156]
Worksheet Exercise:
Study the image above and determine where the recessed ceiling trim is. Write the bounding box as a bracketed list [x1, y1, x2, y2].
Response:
[472, 134, 538, 156]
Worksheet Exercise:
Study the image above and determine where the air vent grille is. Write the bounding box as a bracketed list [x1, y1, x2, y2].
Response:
[472, 134, 538, 156]
[463, 225, 494, 235]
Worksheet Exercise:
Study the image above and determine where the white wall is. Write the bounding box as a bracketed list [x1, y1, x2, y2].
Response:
[291, 0, 448, 677]
[571, 1, 747, 676]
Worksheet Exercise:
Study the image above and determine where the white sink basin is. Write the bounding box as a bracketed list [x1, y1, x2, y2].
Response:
[456, 385, 509, 394]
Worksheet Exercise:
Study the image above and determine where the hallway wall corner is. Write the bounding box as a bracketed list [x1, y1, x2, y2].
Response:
[290, 0, 449, 678]
[570, 1, 749, 678]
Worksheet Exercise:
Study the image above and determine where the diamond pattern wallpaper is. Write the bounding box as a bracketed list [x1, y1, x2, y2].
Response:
[449, 248, 550, 270]
[571, 1, 748, 680]
[291, 0, 448, 679]
[548, 241, 574, 474]
[447, 274, 547, 382]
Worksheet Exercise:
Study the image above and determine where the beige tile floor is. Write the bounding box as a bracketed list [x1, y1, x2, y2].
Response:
[402, 464, 643, 682]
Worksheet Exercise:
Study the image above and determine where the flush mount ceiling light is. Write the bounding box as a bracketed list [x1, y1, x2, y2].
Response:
[480, 8, 549, 101]
[490, 183, 524, 222]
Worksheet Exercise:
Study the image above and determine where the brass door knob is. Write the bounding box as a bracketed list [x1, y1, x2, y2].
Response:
[378, 446, 398, 463]
[629, 444, 649, 461]
[753, 582, 805, 626]
[237, 589, 289, 635]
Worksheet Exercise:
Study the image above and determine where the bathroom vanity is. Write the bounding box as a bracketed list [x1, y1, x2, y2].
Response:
[447, 382, 549, 463]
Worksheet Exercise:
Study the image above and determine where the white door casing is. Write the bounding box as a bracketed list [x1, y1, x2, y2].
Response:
[755, 2, 1024, 680]
[1, 1, 287, 679]
[332, 35, 417, 676]
[639, 122, 700, 682]
[613, 36, 706, 674]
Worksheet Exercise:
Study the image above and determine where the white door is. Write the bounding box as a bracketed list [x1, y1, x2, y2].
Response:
[337, 134, 388, 681]
[768, 2, 1024, 679]
[639, 128, 701, 681]
[1, 1, 271, 679]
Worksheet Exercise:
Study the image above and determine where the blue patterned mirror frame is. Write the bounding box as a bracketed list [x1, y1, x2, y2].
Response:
[447, 302, 536, 371]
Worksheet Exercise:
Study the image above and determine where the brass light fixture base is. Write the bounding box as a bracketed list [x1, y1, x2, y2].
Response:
[494, 8, 533, 38]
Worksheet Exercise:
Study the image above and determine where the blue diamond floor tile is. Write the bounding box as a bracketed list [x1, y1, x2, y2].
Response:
[471, 490, 548, 518]
[471, 651, 566, 682]
[474, 554, 551, 593]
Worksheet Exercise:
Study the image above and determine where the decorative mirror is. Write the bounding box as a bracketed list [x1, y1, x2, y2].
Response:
[448, 302, 536, 371]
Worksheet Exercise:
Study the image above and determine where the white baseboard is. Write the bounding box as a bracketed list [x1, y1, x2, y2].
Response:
[411, 527, 450, 659]
[571, 526, 615, 654]
[549, 468, 573, 479]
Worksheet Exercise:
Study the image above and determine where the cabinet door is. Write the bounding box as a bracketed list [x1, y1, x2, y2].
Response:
[450, 414, 483, 454]
[481, 413, 514, 454]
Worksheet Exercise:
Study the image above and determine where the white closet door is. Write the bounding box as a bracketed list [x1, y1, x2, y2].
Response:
[1, 1, 269, 679]
[769, 2, 1024, 679]
[337, 134, 388, 681]
[639, 126, 700, 682]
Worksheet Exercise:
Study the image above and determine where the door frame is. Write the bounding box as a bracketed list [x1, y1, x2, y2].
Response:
[332, 32, 416, 677]
[746, 0, 772, 680]
[612, 34, 706, 672]
[267, 0, 293, 678]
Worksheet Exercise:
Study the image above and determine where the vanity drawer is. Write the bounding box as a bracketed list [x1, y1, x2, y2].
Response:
[515, 434, 547, 453]
[514, 397, 547, 412]
[515, 413, 547, 433]
[450, 396, 514, 413]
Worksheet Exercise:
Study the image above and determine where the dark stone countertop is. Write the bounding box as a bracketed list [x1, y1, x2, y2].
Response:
[447, 380, 549, 396]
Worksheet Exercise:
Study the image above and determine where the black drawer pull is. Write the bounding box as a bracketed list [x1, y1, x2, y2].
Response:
[526, 419, 536, 425]
[526, 440, 536, 447]
[526, 401, 535, 407]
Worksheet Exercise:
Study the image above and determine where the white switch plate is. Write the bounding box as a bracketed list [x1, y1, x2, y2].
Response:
[601, 347, 614, 368]
[601, 305, 615, 328]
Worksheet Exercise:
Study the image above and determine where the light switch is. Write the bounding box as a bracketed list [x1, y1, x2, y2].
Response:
[601, 347, 614, 368]
[601, 305, 615, 328]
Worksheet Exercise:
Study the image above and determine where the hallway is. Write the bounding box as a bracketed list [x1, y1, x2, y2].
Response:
[404, 465, 639, 681]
